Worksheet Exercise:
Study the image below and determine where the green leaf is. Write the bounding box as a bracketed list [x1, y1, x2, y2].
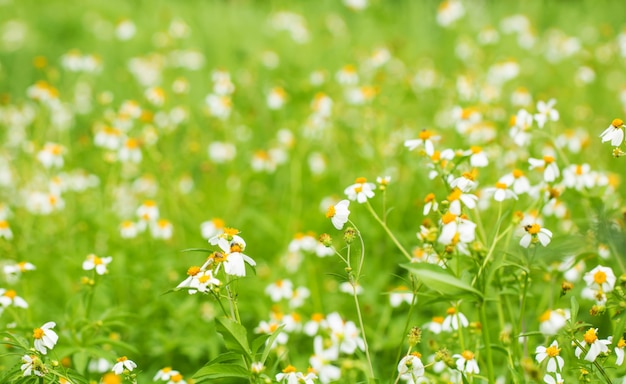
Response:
[401, 263, 483, 300]
[260, 324, 285, 364]
[181, 248, 213, 253]
[570, 296, 579, 325]
[193, 363, 250, 382]
[216, 317, 251, 359]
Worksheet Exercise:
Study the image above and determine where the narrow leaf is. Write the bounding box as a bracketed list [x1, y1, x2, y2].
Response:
[401, 263, 483, 299]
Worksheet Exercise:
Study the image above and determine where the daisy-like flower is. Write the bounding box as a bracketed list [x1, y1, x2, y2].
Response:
[519, 223, 552, 248]
[446, 188, 478, 215]
[152, 367, 179, 381]
[344, 177, 375, 203]
[449, 170, 478, 192]
[211, 229, 256, 277]
[535, 340, 564, 373]
[201, 218, 225, 240]
[397, 352, 425, 383]
[528, 155, 560, 182]
[466, 146, 489, 167]
[438, 212, 477, 247]
[118, 138, 142, 163]
[119, 220, 138, 239]
[482, 182, 518, 202]
[423, 193, 438, 215]
[442, 307, 469, 331]
[37, 142, 65, 169]
[0, 220, 13, 239]
[325, 312, 365, 354]
[33, 321, 59, 354]
[404, 129, 440, 156]
[309, 336, 341, 383]
[539, 309, 570, 336]
[389, 286, 414, 307]
[615, 337, 626, 365]
[534, 99, 559, 128]
[543, 373, 564, 384]
[326, 199, 350, 230]
[112, 356, 137, 375]
[82, 254, 113, 275]
[265, 279, 294, 302]
[151, 219, 173, 240]
[275, 365, 300, 384]
[453, 350, 479, 374]
[583, 265, 616, 293]
[423, 316, 445, 334]
[0, 288, 28, 308]
[267, 87, 287, 110]
[599, 118, 624, 146]
[21, 354, 45, 377]
[436, 0, 465, 27]
[574, 328, 611, 362]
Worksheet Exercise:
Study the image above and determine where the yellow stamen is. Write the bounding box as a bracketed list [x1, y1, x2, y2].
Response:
[326, 205, 336, 218]
[419, 130, 432, 140]
[33, 328, 44, 339]
[282, 365, 297, 373]
[441, 212, 457, 225]
[543, 155, 555, 163]
[447, 188, 462, 202]
[546, 345, 560, 357]
[583, 328, 598, 344]
[612, 118, 623, 128]
[4, 290, 17, 299]
[495, 182, 507, 189]
[461, 350, 475, 360]
[446, 307, 457, 315]
[539, 310, 552, 323]
[355, 177, 367, 183]
[512, 169, 524, 178]
[593, 270, 607, 284]
[525, 224, 541, 235]
[187, 266, 201, 276]
[424, 193, 436, 203]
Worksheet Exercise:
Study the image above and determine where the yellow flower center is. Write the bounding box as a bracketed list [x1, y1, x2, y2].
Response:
[618, 338, 626, 349]
[612, 118, 623, 127]
[539, 310, 552, 323]
[171, 373, 183, 382]
[424, 193, 436, 203]
[230, 244, 242, 253]
[355, 177, 367, 183]
[187, 266, 201, 276]
[583, 328, 598, 344]
[282, 365, 297, 373]
[212, 218, 225, 228]
[92, 255, 103, 265]
[495, 182, 507, 190]
[117, 356, 128, 362]
[441, 212, 457, 225]
[470, 146, 482, 154]
[433, 316, 444, 324]
[543, 155, 555, 164]
[419, 130, 432, 140]
[576, 165, 584, 175]
[312, 313, 324, 322]
[33, 328, 44, 339]
[162, 367, 172, 373]
[354, 186, 363, 193]
[461, 350, 475, 360]
[461, 171, 475, 181]
[512, 169, 524, 178]
[446, 307, 457, 315]
[198, 275, 211, 284]
[224, 227, 239, 236]
[447, 188, 462, 202]
[546, 345, 560, 357]
[0, 221, 8, 229]
[593, 270, 607, 284]
[525, 224, 541, 235]
[326, 205, 336, 218]
[4, 289, 17, 299]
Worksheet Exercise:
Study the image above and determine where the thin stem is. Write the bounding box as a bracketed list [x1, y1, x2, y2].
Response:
[479, 301, 495, 384]
[365, 201, 412, 261]
[353, 284, 375, 380]
[571, 339, 612, 384]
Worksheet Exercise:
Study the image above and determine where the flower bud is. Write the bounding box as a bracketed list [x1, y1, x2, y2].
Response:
[343, 227, 357, 244]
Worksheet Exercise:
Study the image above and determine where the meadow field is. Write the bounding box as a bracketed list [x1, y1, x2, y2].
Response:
[1, 0, 626, 383]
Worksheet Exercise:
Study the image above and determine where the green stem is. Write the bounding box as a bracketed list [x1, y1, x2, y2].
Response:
[352, 285, 375, 380]
[479, 301, 495, 384]
[365, 201, 412, 261]
[571, 339, 612, 384]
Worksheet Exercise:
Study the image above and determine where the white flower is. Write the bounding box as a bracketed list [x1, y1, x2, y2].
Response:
[265, 279, 294, 302]
[112, 356, 137, 374]
[21, 354, 44, 377]
[483, 182, 518, 202]
[33, 322, 59, 355]
[574, 328, 611, 362]
[442, 307, 469, 331]
[539, 309, 570, 336]
[404, 129, 439, 156]
[344, 177, 375, 203]
[397, 353, 425, 383]
[528, 155, 560, 182]
[535, 340, 564, 373]
[519, 224, 552, 248]
[543, 373, 564, 384]
[0, 288, 28, 308]
[154, 367, 181, 381]
[82, 254, 113, 275]
[583, 265, 616, 293]
[326, 200, 350, 230]
[453, 350, 479, 374]
[534, 99, 559, 128]
[599, 118, 625, 146]
[213, 231, 256, 277]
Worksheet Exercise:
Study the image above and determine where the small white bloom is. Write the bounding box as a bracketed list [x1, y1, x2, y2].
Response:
[112, 356, 137, 375]
[326, 199, 350, 230]
[33, 322, 58, 355]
